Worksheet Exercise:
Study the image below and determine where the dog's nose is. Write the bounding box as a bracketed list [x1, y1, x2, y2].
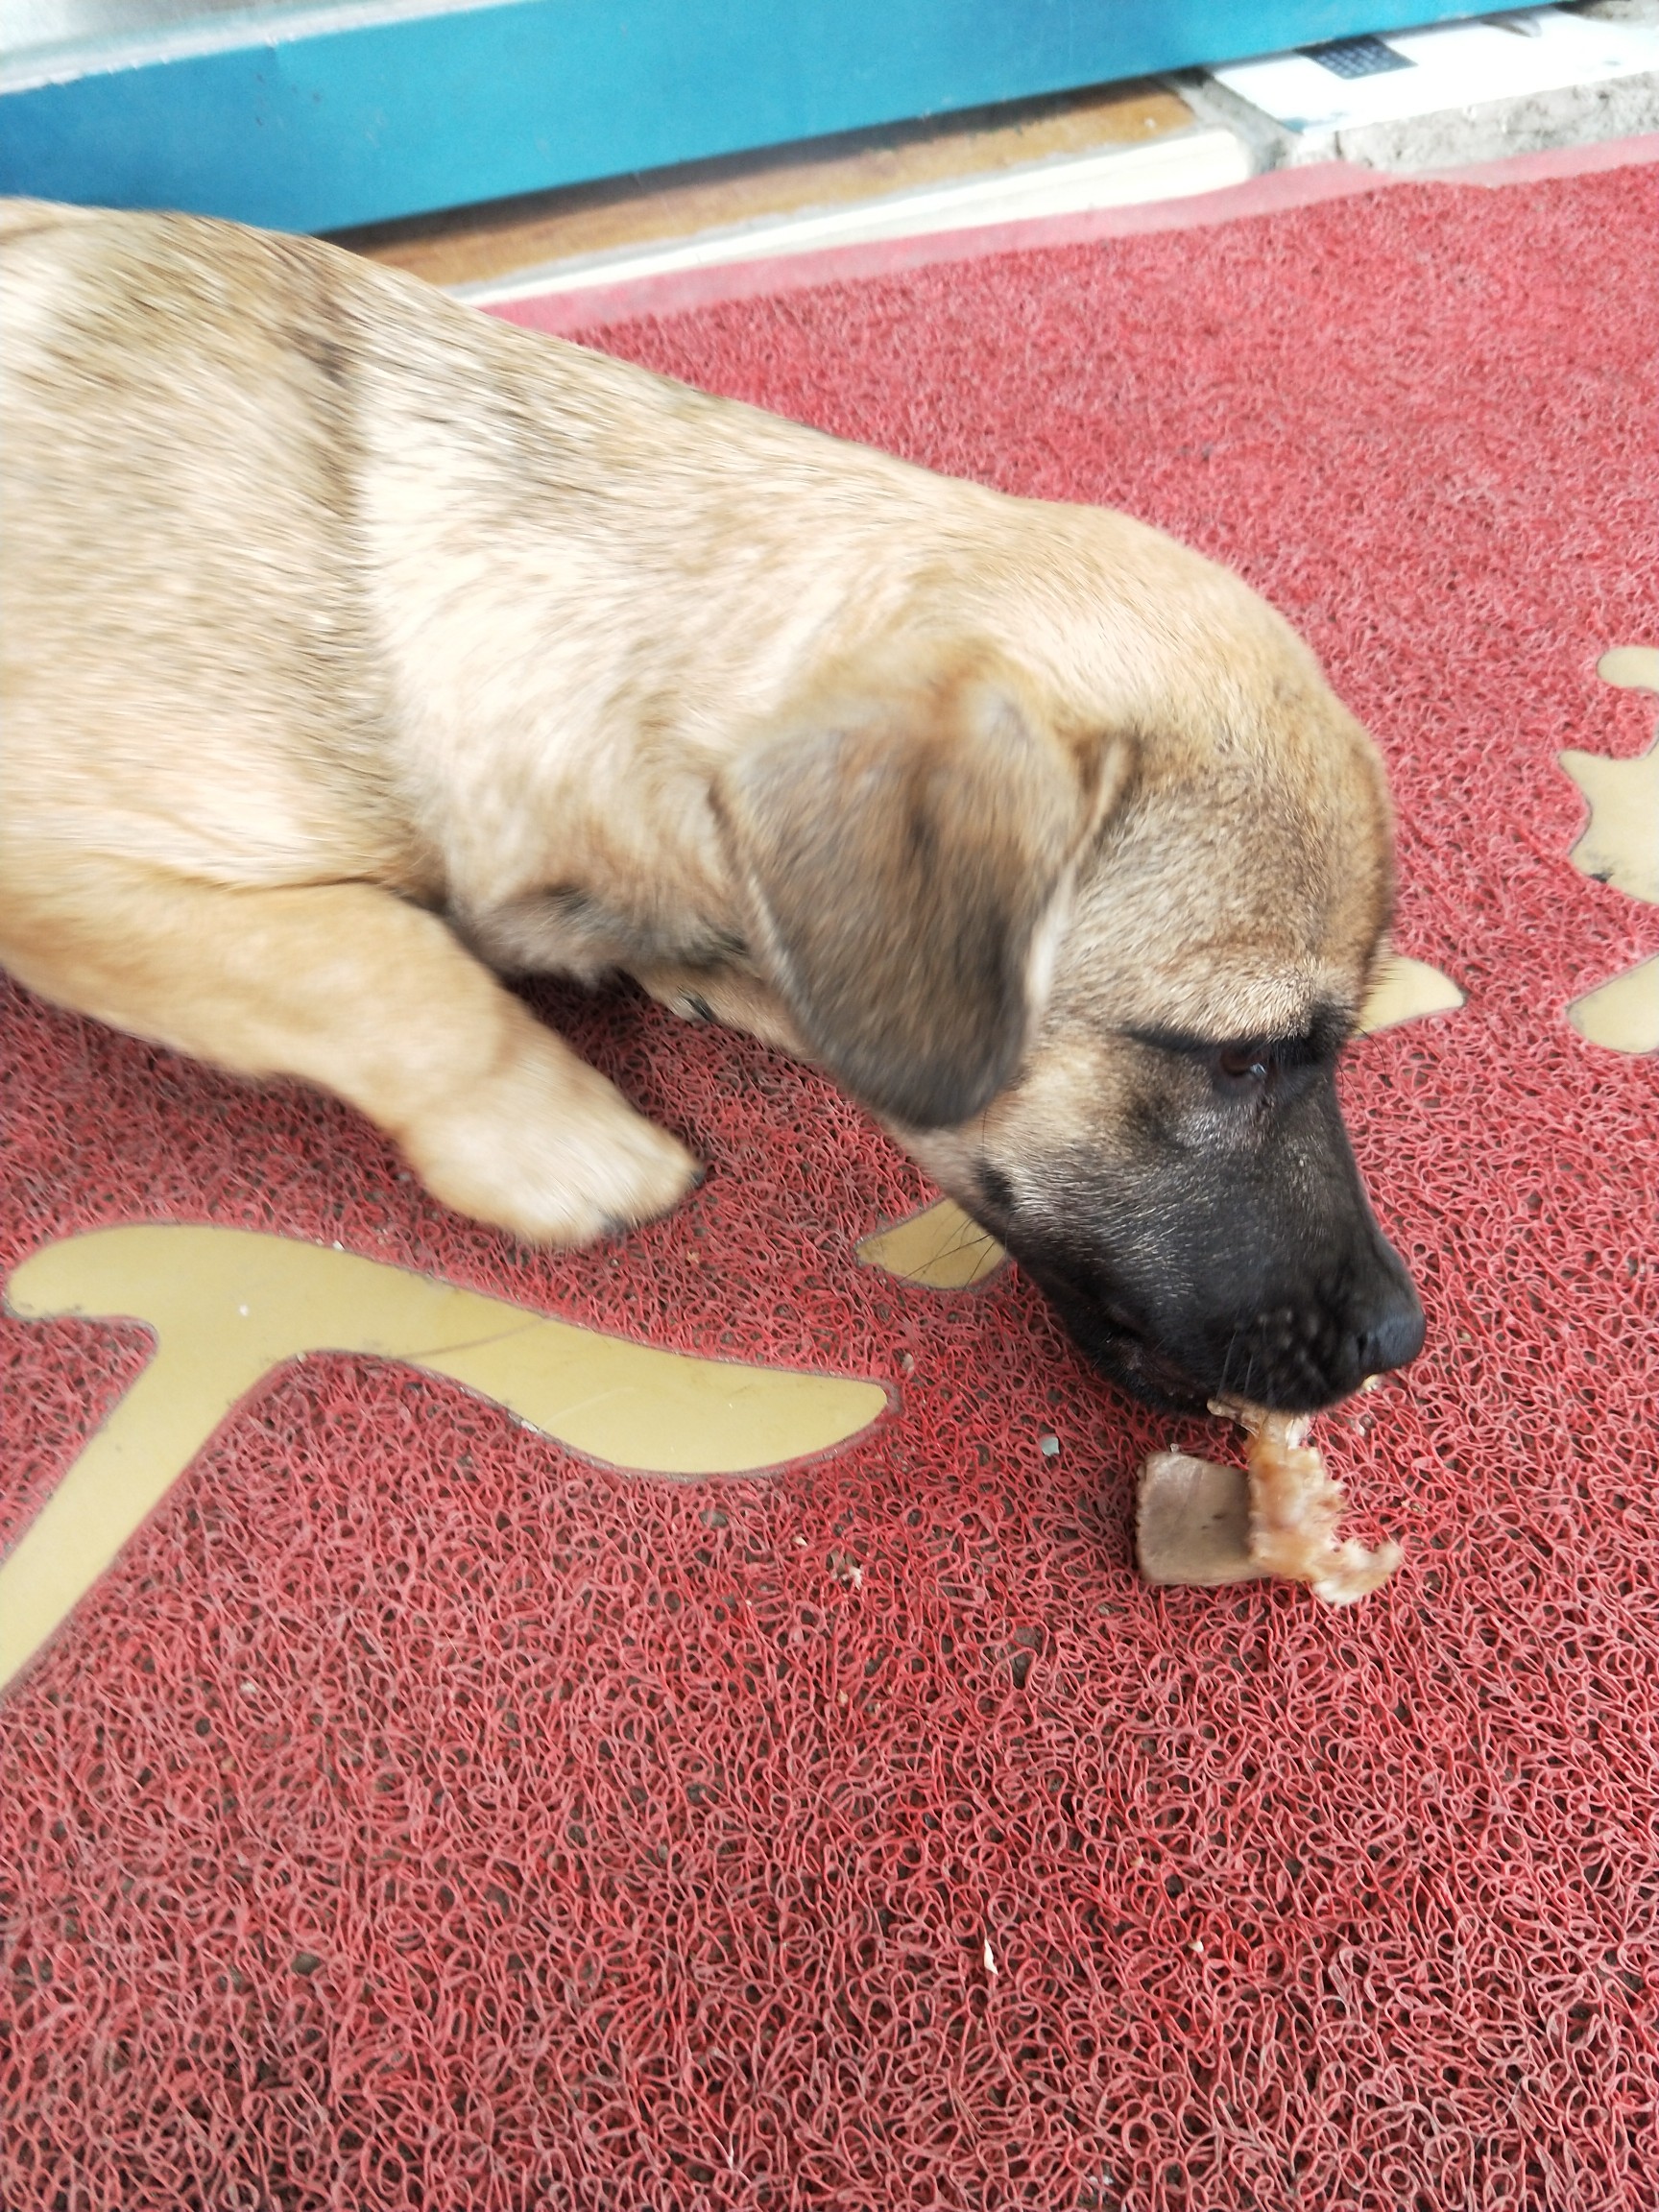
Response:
[1347, 1272, 1425, 1383]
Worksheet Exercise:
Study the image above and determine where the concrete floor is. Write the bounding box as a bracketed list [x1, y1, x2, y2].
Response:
[1182, 0, 1659, 173]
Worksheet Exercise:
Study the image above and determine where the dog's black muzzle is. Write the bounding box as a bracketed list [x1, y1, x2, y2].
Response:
[989, 1081, 1425, 1415]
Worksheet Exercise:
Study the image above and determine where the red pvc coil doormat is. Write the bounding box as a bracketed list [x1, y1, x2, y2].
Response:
[4, 159, 1657, 2210]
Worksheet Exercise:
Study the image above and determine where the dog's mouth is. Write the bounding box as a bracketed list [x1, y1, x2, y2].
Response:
[984, 1223, 1421, 1417]
[1088, 1330, 1216, 1415]
[1017, 1261, 1217, 1414]
[953, 1214, 1214, 1412]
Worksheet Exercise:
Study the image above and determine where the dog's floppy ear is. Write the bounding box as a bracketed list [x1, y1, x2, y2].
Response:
[716, 649, 1127, 1129]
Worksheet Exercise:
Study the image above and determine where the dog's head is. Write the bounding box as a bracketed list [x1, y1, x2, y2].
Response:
[715, 526, 1423, 1414]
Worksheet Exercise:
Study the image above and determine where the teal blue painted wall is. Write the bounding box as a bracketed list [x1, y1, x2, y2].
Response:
[0, 2, 1477, 235]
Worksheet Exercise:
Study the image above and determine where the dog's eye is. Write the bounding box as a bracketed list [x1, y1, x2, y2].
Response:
[1215, 1043, 1271, 1086]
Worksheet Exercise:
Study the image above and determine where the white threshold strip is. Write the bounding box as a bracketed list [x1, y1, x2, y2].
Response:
[1213, 6, 1659, 138]
[452, 127, 1252, 308]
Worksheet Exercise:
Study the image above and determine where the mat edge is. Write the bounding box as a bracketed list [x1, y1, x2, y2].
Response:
[486, 130, 1659, 336]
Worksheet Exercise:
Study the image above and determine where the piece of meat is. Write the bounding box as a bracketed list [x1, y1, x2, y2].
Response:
[1137, 1398, 1402, 1605]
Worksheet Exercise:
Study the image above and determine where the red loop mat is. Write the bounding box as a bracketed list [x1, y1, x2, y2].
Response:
[4, 157, 1657, 2210]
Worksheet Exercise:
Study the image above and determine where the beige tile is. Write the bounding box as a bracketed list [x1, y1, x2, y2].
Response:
[453, 131, 1249, 307]
[1558, 644, 1659, 1052]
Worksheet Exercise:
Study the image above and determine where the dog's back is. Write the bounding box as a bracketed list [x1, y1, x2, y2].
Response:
[0, 202, 419, 885]
[0, 201, 972, 888]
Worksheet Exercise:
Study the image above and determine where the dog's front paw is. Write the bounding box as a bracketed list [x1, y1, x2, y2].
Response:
[399, 1029, 701, 1246]
[637, 963, 806, 1058]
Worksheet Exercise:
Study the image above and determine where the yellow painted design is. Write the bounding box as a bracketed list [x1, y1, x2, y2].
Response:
[856, 1199, 1006, 1288]
[1563, 644, 1659, 904]
[1559, 740, 1659, 907]
[1355, 953, 1465, 1036]
[1569, 954, 1659, 1056]
[1597, 646, 1659, 694]
[1553, 645, 1659, 1055]
[1, 1225, 888, 1695]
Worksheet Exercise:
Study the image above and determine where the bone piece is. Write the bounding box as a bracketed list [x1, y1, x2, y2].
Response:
[1136, 1451, 1264, 1587]
[1138, 1401, 1402, 1604]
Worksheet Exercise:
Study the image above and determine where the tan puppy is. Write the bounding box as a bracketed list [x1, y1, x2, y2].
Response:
[0, 197, 1422, 1412]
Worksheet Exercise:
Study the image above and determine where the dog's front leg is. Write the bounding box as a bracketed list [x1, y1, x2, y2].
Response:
[0, 861, 700, 1244]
